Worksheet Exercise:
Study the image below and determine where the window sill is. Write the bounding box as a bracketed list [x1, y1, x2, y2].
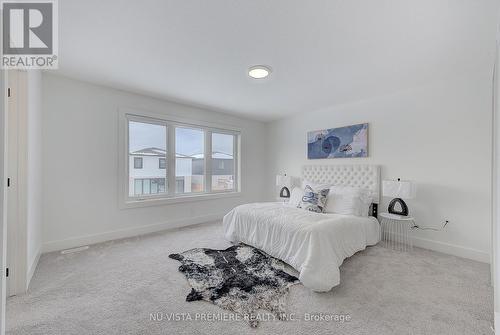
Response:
[120, 191, 242, 209]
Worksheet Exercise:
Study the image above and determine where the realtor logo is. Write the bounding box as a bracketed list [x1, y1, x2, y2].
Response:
[1, 0, 58, 69]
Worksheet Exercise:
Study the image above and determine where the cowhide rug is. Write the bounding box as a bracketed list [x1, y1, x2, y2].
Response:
[169, 244, 299, 327]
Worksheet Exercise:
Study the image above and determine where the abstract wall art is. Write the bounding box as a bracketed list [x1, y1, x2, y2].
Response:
[307, 123, 368, 159]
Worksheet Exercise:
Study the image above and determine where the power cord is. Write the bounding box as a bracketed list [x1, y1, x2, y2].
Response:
[411, 220, 449, 231]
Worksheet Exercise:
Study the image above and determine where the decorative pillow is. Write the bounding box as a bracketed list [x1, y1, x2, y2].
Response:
[325, 186, 372, 216]
[298, 185, 330, 213]
[286, 187, 303, 208]
[301, 180, 332, 192]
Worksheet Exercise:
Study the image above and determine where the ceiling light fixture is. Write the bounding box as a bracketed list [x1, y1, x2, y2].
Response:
[248, 65, 272, 79]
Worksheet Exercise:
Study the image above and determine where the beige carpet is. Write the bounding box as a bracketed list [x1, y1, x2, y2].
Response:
[6, 221, 493, 335]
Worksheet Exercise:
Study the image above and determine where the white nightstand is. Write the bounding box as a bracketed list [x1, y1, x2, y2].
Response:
[379, 212, 415, 251]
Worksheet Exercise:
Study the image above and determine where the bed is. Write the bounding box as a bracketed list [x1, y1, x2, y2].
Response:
[222, 165, 381, 292]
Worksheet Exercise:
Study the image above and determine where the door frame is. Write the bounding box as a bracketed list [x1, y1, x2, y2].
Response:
[494, 23, 500, 333]
[0, 69, 9, 335]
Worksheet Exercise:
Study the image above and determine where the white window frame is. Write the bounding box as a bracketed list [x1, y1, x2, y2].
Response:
[118, 108, 241, 209]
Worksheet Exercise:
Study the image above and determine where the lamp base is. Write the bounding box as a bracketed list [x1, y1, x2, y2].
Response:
[388, 198, 409, 216]
[279, 186, 290, 198]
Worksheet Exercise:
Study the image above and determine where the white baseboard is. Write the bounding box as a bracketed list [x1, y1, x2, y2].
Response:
[412, 236, 490, 263]
[26, 248, 41, 290]
[494, 311, 500, 334]
[42, 213, 226, 253]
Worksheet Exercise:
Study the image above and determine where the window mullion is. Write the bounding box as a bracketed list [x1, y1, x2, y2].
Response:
[125, 117, 131, 199]
[234, 134, 239, 192]
[167, 124, 176, 196]
[205, 130, 212, 193]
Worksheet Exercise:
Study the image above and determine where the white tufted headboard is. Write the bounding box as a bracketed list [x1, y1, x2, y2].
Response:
[302, 165, 381, 204]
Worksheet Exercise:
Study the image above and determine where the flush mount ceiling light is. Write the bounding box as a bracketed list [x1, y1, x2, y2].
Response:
[248, 65, 272, 79]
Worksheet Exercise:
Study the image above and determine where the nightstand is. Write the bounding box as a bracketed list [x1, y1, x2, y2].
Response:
[379, 212, 415, 251]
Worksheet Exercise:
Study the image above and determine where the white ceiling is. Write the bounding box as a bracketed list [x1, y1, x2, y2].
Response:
[57, 0, 498, 121]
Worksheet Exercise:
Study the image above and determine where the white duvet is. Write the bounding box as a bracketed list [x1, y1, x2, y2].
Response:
[222, 202, 380, 292]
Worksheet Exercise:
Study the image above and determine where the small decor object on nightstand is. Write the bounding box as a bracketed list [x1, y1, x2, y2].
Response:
[382, 179, 416, 216]
[276, 174, 292, 201]
[379, 212, 415, 251]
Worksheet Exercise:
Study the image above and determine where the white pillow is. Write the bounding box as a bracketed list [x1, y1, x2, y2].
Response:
[286, 187, 303, 208]
[325, 192, 359, 216]
[325, 186, 372, 216]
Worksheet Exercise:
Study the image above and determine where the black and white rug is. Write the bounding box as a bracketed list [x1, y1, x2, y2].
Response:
[169, 244, 299, 327]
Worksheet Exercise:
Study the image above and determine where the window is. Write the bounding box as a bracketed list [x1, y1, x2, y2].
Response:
[128, 120, 167, 197]
[176, 127, 204, 194]
[134, 157, 143, 169]
[134, 178, 166, 196]
[212, 132, 235, 191]
[159, 158, 166, 169]
[121, 111, 240, 206]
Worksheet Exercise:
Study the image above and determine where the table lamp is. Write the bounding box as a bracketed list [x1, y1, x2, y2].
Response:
[382, 179, 416, 216]
[276, 174, 292, 199]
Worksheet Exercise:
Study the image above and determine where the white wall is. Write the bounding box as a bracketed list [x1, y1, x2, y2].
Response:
[41, 74, 267, 252]
[25, 71, 42, 284]
[267, 72, 493, 263]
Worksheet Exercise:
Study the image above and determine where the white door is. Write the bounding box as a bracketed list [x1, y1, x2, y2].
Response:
[6, 72, 18, 297]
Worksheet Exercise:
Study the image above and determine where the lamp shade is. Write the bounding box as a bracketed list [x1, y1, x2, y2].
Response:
[276, 175, 292, 187]
[382, 180, 416, 199]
